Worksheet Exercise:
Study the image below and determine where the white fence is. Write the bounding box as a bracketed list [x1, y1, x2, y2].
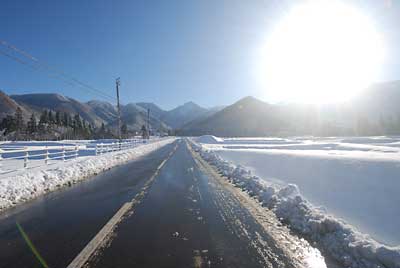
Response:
[94, 140, 141, 155]
[0, 139, 146, 174]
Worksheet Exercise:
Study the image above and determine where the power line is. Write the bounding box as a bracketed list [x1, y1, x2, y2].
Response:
[0, 49, 76, 87]
[0, 40, 116, 101]
[0, 40, 117, 102]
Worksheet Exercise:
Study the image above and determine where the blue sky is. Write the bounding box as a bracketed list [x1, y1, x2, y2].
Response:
[0, 0, 399, 109]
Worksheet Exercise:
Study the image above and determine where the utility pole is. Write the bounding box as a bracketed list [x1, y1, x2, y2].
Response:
[116, 78, 122, 143]
[147, 108, 150, 139]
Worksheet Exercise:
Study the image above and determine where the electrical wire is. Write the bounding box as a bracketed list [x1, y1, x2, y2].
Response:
[0, 40, 117, 102]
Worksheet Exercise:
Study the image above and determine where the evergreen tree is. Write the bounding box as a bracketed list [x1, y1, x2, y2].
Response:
[62, 112, 68, 126]
[40, 110, 48, 125]
[15, 107, 24, 130]
[121, 123, 128, 135]
[48, 110, 54, 124]
[27, 113, 37, 134]
[141, 124, 147, 139]
[0, 115, 16, 135]
[74, 114, 82, 129]
[55, 111, 61, 125]
[38, 110, 48, 133]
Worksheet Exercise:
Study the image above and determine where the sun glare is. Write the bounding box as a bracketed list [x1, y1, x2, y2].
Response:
[259, 0, 385, 104]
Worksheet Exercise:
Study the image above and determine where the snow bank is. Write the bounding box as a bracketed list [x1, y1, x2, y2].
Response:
[190, 140, 400, 268]
[195, 135, 223, 144]
[217, 148, 400, 246]
[341, 136, 400, 144]
[222, 137, 299, 145]
[0, 138, 175, 212]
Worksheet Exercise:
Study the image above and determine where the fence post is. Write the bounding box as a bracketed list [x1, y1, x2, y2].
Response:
[95, 144, 98, 156]
[24, 151, 29, 168]
[0, 151, 2, 173]
[75, 144, 78, 159]
[62, 145, 65, 161]
[45, 146, 49, 165]
[100, 143, 103, 155]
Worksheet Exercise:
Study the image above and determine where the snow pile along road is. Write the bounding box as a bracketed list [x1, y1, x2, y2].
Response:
[0, 138, 175, 212]
[195, 135, 223, 144]
[190, 140, 400, 268]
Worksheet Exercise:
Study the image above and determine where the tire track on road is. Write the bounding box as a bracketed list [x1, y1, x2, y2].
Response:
[66, 142, 179, 268]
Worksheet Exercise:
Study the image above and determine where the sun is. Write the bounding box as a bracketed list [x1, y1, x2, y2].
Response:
[259, 0, 385, 104]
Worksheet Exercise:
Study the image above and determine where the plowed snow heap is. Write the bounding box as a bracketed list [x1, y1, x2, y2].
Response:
[196, 135, 223, 144]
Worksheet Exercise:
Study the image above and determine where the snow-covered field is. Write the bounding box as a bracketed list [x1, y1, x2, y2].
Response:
[0, 138, 175, 212]
[193, 135, 400, 268]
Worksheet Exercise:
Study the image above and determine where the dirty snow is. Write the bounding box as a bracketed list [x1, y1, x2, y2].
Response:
[192, 136, 400, 268]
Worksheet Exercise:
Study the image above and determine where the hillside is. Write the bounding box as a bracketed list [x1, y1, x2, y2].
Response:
[181, 81, 400, 137]
[86, 100, 118, 123]
[136, 102, 166, 120]
[180, 97, 289, 136]
[0, 90, 25, 118]
[117, 103, 170, 131]
[162, 101, 208, 129]
[351, 80, 400, 120]
[3, 79, 400, 137]
[7, 94, 172, 131]
[11, 93, 105, 127]
[5, 92, 211, 132]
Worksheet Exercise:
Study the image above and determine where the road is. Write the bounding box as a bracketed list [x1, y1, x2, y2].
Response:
[0, 141, 175, 268]
[0, 139, 331, 268]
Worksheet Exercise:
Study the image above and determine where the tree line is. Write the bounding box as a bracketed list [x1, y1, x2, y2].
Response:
[0, 107, 116, 140]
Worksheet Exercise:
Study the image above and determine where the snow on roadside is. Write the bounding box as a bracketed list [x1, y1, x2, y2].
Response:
[195, 135, 223, 144]
[190, 139, 400, 268]
[0, 138, 175, 212]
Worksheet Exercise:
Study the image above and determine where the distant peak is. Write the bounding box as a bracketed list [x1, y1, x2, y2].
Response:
[241, 96, 257, 101]
[183, 101, 197, 106]
[236, 96, 261, 104]
[11, 92, 69, 101]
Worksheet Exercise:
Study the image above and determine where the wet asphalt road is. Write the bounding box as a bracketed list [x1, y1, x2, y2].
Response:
[0, 142, 175, 268]
[0, 139, 318, 268]
[88, 140, 295, 268]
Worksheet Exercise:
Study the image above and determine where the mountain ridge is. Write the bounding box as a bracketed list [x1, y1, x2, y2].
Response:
[2, 80, 400, 136]
[0, 92, 213, 132]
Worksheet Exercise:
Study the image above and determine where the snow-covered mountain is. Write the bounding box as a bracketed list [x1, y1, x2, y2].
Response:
[181, 96, 289, 136]
[161, 101, 209, 129]
[0, 90, 27, 118]
[11, 93, 105, 127]
[136, 102, 167, 120]
[3, 80, 400, 135]
[1, 92, 211, 131]
[351, 80, 400, 120]
[182, 81, 400, 136]
[117, 103, 170, 131]
[86, 100, 118, 123]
